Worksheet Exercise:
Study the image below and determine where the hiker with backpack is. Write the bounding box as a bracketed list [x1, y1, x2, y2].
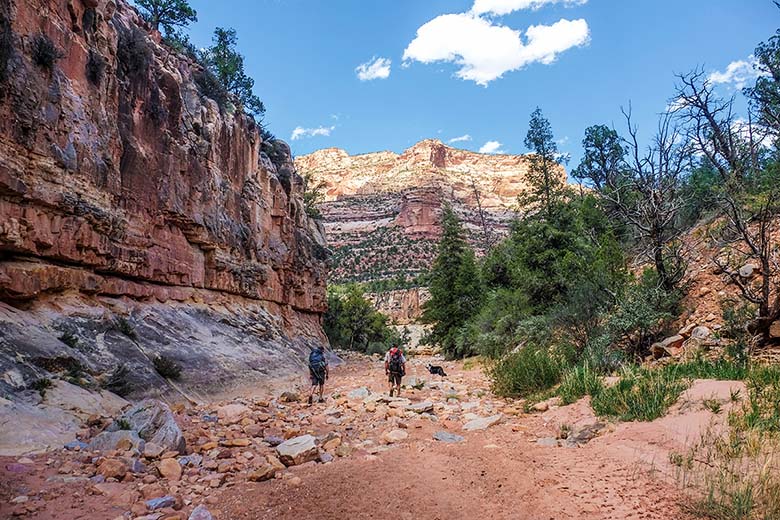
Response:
[384, 345, 406, 397]
[308, 345, 329, 405]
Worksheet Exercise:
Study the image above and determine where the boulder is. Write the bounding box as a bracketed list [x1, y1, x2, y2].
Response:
[88, 430, 145, 453]
[279, 392, 300, 403]
[146, 495, 176, 511]
[563, 422, 605, 448]
[463, 414, 502, 432]
[108, 400, 185, 453]
[432, 431, 464, 443]
[739, 264, 758, 278]
[276, 435, 319, 466]
[691, 326, 712, 340]
[770, 321, 780, 339]
[143, 442, 164, 459]
[651, 335, 685, 358]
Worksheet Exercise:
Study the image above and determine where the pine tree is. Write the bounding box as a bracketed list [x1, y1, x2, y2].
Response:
[521, 108, 567, 218]
[135, 0, 197, 35]
[421, 206, 482, 357]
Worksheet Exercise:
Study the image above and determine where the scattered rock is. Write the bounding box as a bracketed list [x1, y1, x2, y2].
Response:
[276, 435, 319, 466]
[433, 431, 464, 443]
[157, 458, 183, 481]
[651, 335, 685, 358]
[146, 495, 177, 510]
[382, 429, 409, 444]
[691, 326, 712, 340]
[536, 437, 559, 447]
[406, 402, 434, 414]
[319, 452, 334, 463]
[739, 264, 758, 278]
[531, 402, 549, 412]
[463, 414, 502, 432]
[97, 458, 128, 479]
[348, 388, 370, 399]
[143, 442, 165, 459]
[248, 465, 276, 482]
[564, 422, 606, 447]
[216, 403, 251, 425]
[188, 505, 214, 520]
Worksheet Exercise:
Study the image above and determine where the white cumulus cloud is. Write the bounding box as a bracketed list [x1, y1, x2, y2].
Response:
[290, 125, 335, 141]
[449, 134, 473, 143]
[403, 12, 589, 85]
[479, 140, 505, 154]
[708, 56, 765, 90]
[472, 0, 587, 16]
[356, 56, 392, 81]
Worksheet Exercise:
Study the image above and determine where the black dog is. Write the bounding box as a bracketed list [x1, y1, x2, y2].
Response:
[426, 363, 447, 377]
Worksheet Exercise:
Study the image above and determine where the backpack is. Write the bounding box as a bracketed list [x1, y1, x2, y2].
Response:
[309, 348, 326, 371]
[388, 348, 404, 374]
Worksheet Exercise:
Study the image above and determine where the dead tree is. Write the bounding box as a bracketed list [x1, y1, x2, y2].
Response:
[676, 69, 780, 344]
[589, 106, 689, 291]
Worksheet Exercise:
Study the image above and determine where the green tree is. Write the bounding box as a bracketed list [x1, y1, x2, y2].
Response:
[421, 206, 483, 358]
[521, 108, 567, 219]
[572, 125, 624, 192]
[135, 0, 196, 35]
[323, 285, 401, 353]
[202, 28, 265, 117]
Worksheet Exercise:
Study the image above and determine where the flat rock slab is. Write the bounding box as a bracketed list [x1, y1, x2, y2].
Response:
[382, 429, 409, 444]
[536, 437, 560, 447]
[433, 431, 465, 443]
[406, 402, 434, 414]
[463, 414, 503, 432]
[276, 435, 319, 466]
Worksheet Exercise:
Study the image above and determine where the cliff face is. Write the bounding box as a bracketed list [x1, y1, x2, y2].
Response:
[0, 0, 327, 400]
[296, 139, 564, 285]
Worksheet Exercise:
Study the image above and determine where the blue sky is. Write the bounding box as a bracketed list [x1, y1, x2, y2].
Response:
[182, 0, 775, 166]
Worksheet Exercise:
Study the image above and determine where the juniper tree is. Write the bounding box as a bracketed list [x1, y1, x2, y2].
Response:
[135, 0, 197, 35]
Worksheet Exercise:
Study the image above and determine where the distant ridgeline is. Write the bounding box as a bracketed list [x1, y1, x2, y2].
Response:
[296, 139, 564, 288]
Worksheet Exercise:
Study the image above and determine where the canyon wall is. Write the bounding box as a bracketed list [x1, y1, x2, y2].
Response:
[297, 139, 565, 285]
[0, 0, 328, 401]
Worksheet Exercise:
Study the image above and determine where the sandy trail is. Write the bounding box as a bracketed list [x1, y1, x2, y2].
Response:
[0, 355, 718, 520]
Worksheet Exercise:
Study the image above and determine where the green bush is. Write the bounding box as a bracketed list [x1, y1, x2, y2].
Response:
[592, 366, 689, 421]
[102, 365, 132, 396]
[114, 317, 137, 340]
[117, 27, 151, 79]
[487, 345, 570, 398]
[31, 34, 62, 70]
[58, 331, 79, 349]
[153, 355, 182, 380]
[559, 363, 604, 405]
[31, 377, 53, 398]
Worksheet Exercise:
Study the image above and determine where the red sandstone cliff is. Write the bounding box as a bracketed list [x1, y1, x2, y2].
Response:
[0, 0, 328, 399]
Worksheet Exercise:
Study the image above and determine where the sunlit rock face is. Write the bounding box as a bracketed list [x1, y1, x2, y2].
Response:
[0, 0, 328, 400]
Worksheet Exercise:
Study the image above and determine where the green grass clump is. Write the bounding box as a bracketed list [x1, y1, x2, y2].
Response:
[487, 345, 569, 398]
[591, 366, 689, 422]
[732, 365, 780, 433]
[558, 363, 604, 405]
[671, 356, 749, 381]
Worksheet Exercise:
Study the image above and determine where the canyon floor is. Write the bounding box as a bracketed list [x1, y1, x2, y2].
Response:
[0, 354, 737, 520]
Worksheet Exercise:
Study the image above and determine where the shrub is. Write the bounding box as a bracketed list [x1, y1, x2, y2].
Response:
[153, 355, 182, 380]
[193, 68, 229, 108]
[58, 331, 79, 348]
[591, 366, 689, 421]
[31, 34, 62, 70]
[116, 27, 151, 79]
[558, 363, 604, 405]
[487, 345, 569, 398]
[86, 49, 106, 86]
[116, 418, 132, 430]
[114, 316, 137, 339]
[31, 377, 53, 398]
[102, 365, 132, 396]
